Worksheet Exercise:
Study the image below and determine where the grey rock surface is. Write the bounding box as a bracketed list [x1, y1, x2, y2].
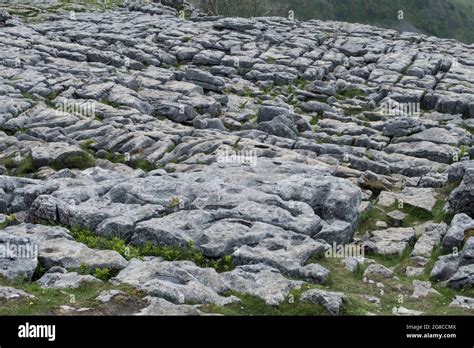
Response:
[300, 288, 346, 315]
[37, 271, 102, 289]
[0, 0, 472, 314]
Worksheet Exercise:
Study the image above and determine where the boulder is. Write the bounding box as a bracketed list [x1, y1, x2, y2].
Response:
[300, 289, 346, 315]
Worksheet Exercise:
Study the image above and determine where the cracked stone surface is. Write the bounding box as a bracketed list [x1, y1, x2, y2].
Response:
[0, 1, 473, 315]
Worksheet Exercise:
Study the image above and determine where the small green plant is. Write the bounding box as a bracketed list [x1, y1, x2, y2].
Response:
[79, 139, 97, 151]
[168, 196, 182, 209]
[21, 91, 36, 101]
[296, 78, 307, 89]
[79, 263, 90, 275]
[69, 225, 234, 272]
[261, 84, 274, 95]
[130, 158, 156, 172]
[6, 214, 17, 223]
[51, 152, 96, 171]
[93, 268, 111, 281]
[165, 143, 176, 153]
[0, 213, 18, 229]
[336, 88, 368, 100]
[458, 145, 470, 159]
[100, 99, 122, 108]
[248, 115, 257, 124]
[0, 154, 35, 177]
[242, 87, 253, 98]
[45, 90, 61, 108]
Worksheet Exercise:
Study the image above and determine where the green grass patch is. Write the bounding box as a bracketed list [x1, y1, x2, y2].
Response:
[45, 90, 61, 108]
[100, 99, 122, 108]
[70, 226, 234, 273]
[200, 288, 329, 316]
[336, 88, 368, 100]
[310, 114, 321, 126]
[129, 158, 156, 172]
[21, 91, 37, 101]
[0, 214, 19, 230]
[165, 143, 176, 153]
[356, 206, 390, 235]
[0, 275, 141, 316]
[0, 154, 35, 177]
[51, 152, 96, 171]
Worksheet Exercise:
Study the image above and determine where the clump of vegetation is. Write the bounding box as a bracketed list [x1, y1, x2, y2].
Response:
[79, 139, 97, 152]
[261, 84, 275, 95]
[357, 197, 453, 236]
[21, 91, 37, 101]
[72, 264, 115, 281]
[0, 213, 19, 229]
[129, 158, 156, 172]
[165, 143, 176, 153]
[336, 88, 368, 100]
[51, 152, 96, 171]
[100, 99, 122, 109]
[168, 196, 182, 209]
[458, 145, 470, 160]
[248, 115, 257, 124]
[0, 154, 35, 177]
[44, 90, 61, 108]
[296, 78, 307, 89]
[396, 199, 452, 226]
[310, 111, 324, 127]
[356, 206, 389, 235]
[70, 226, 234, 273]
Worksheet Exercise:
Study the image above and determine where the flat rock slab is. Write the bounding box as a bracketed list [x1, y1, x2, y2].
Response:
[37, 271, 102, 289]
[95, 290, 126, 303]
[136, 297, 210, 316]
[377, 187, 437, 212]
[112, 258, 238, 306]
[412, 223, 447, 258]
[0, 286, 35, 300]
[412, 280, 440, 298]
[232, 227, 328, 277]
[363, 263, 394, 281]
[364, 227, 416, 255]
[220, 264, 304, 306]
[31, 142, 87, 168]
[2, 224, 128, 271]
